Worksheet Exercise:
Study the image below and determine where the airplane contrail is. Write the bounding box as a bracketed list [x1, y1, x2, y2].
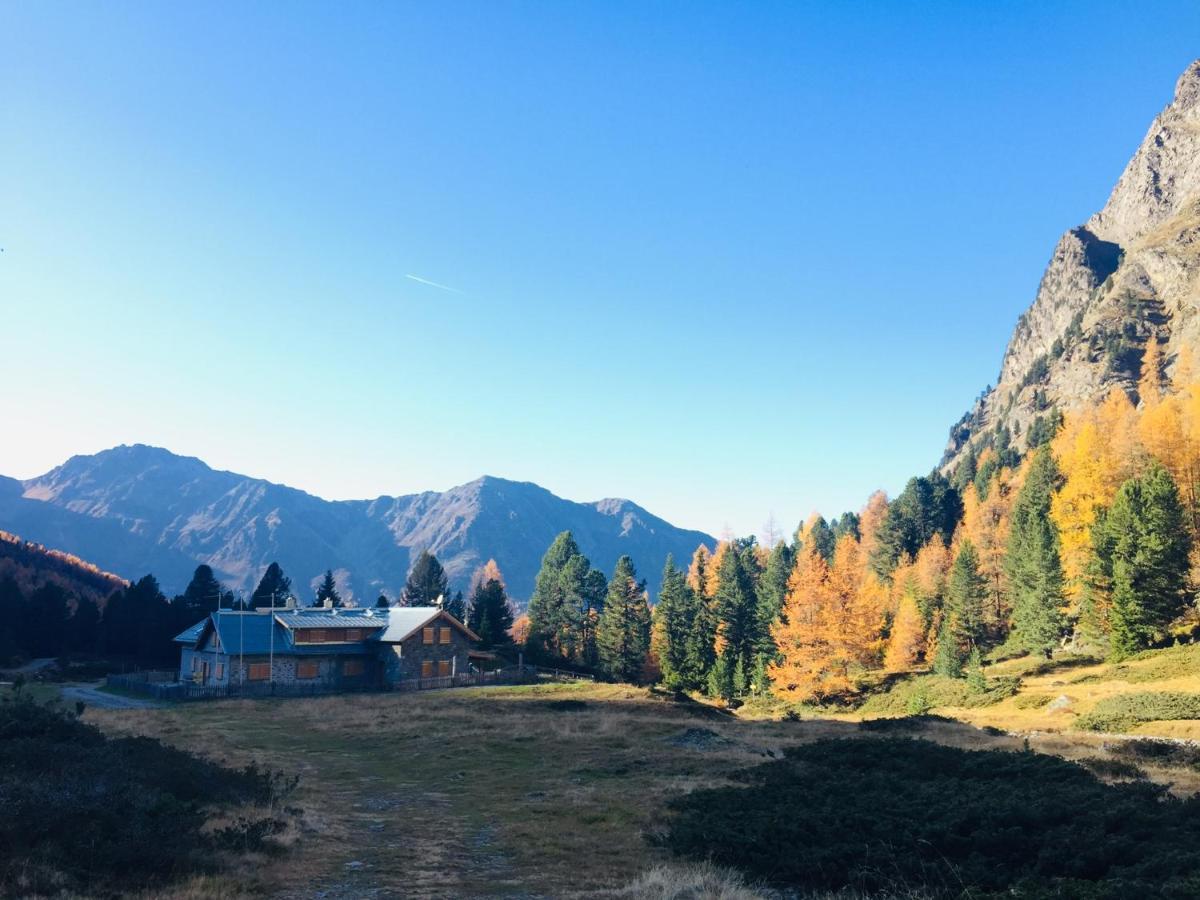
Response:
[405, 273, 464, 294]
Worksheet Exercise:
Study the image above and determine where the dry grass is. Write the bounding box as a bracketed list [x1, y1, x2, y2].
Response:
[84, 647, 1200, 897]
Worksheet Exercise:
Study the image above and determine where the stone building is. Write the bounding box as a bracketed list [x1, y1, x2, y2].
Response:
[175, 605, 478, 689]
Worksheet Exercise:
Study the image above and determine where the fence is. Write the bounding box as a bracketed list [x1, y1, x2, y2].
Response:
[107, 664, 592, 703]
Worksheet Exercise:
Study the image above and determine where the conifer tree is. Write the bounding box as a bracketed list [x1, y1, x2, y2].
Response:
[180, 564, 227, 615]
[1004, 448, 1066, 658]
[251, 562, 292, 609]
[713, 542, 761, 690]
[871, 473, 962, 577]
[468, 573, 514, 650]
[651, 555, 699, 691]
[525, 531, 606, 665]
[758, 541, 793, 629]
[375, 593, 390, 608]
[402, 550, 449, 607]
[937, 539, 989, 673]
[315, 569, 342, 607]
[682, 544, 718, 688]
[596, 556, 651, 683]
[1094, 462, 1192, 658]
[883, 584, 925, 672]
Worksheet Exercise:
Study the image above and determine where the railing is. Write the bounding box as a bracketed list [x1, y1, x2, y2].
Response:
[105, 663, 591, 703]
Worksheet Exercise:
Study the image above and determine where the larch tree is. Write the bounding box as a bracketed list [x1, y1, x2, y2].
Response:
[884, 582, 925, 672]
[768, 542, 832, 701]
[596, 556, 651, 683]
[1004, 447, 1066, 658]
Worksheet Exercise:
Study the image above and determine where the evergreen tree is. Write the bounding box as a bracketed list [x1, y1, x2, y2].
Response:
[714, 542, 761, 692]
[706, 652, 735, 702]
[758, 541, 793, 629]
[1095, 462, 1192, 658]
[251, 562, 292, 609]
[651, 555, 698, 691]
[596, 556, 651, 683]
[1005, 448, 1066, 658]
[315, 569, 342, 608]
[22, 583, 69, 658]
[0, 576, 22, 661]
[375, 593, 390, 608]
[468, 575, 514, 649]
[180, 564, 227, 616]
[525, 531, 606, 666]
[445, 589, 466, 621]
[871, 473, 963, 577]
[67, 595, 100, 654]
[799, 515, 837, 561]
[402, 550, 449, 607]
[936, 539, 990, 676]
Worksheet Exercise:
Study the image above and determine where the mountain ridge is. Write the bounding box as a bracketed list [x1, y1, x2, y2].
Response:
[3, 444, 714, 604]
[943, 59, 1200, 472]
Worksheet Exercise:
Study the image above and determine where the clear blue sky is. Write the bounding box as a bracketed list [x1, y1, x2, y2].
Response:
[2, 3, 1199, 539]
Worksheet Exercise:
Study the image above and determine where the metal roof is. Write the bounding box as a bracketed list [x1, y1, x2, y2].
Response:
[181, 606, 477, 656]
[173, 620, 206, 644]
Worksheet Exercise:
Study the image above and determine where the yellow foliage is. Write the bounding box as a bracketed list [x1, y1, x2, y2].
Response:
[884, 587, 925, 672]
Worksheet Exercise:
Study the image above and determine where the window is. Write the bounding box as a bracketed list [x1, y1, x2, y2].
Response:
[439, 626, 452, 644]
[192, 657, 201, 672]
[342, 659, 365, 677]
[309, 629, 326, 643]
[423, 627, 435, 645]
[437, 660, 452, 677]
[215, 663, 224, 680]
[420, 660, 434, 678]
[344, 628, 362, 642]
[296, 661, 319, 679]
[248, 662, 270, 681]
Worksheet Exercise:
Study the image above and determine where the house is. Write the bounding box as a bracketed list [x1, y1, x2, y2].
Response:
[174, 605, 479, 689]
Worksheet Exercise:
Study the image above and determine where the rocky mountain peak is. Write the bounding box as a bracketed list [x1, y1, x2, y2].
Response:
[944, 59, 1200, 475]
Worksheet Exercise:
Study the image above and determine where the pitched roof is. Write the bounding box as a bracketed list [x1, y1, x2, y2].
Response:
[181, 606, 478, 656]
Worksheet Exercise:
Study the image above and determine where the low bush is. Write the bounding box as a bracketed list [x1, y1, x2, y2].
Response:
[1013, 693, 1055, 709]
[1077, 756, 1146, 780]
[0, 696, 296, 896]
[1110, 738, 1200, 770]
[1075, 692, 1200, 733]
[856, 674, 1018, 716]
[660, 737, 1200, 897]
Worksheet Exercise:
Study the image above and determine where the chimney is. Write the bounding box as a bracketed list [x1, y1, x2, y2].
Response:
[324, 599, 333, 609]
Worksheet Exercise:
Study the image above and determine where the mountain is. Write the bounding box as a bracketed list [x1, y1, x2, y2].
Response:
[943, 59, 1200, 471]
[2, 445, 714, 604]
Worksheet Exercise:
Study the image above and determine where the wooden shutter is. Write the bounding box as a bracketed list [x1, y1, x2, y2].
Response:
[421, 660, 434, 678]
[296, 661, 319, 679]
[423, 627, 435, 644]
[342, 659, 364, 677]
[437, 660, 452, 677]
[248, 663, 270, 681]
[439, 626, 451, 644]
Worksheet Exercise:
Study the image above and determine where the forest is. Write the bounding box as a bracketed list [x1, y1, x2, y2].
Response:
[522, 341, 1200, 703]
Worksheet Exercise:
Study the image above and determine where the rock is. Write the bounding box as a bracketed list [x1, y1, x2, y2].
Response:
[944, 59, 1200, 473]
[1048, 695, 1072, 711]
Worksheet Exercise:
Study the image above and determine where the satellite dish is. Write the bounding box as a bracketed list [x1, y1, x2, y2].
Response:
[436, 594, 444, 608]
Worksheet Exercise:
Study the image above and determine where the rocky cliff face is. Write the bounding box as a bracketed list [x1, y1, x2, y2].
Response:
[5, 445, 713, 603]
[944, 60, 1200, 470]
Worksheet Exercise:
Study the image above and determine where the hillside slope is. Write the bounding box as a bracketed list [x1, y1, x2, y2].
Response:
[6, 445, 713, 602]
[944, 59, 1200, 470]
[0, 529, 128, 605]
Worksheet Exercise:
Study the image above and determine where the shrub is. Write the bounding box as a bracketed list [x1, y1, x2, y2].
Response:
[660, 738, 1200, 897]
[0, 696, 295, 896]
[1111, 739, 1200, 770]
[1013, 694, 1054, 710]
[1075, 692, 1200, 733]
[856, 674, 1018, 716]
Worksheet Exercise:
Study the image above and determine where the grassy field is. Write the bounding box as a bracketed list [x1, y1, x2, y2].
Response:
[83, 645, 1200, 898]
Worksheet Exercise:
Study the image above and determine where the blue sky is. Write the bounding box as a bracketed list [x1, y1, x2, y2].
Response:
[2, 3, 1199, 539]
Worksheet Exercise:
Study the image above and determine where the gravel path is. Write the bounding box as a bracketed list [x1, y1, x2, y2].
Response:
[61, 682, 157, 710]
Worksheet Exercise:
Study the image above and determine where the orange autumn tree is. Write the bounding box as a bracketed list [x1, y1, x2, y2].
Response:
[884, 579, 925, 672]
[770, 535, 883, 701]
[957, 456, 1024, 628]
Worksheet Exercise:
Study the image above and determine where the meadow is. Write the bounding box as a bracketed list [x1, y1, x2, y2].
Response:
[72, 644, 1200, 898]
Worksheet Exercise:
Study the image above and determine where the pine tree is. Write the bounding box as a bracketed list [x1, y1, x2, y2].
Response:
[1005, 448, 1066, 658]
[251, 562, 292, 609]
[180, 564, 227, 615]
[315, 569, 342, 608]
[375, 593, 390, 608]
[758, 540, 793, 628]
[596, 556, 651, 683]
[525, 531, 606, 666]
[713, 542, 761, 689]
[871, 473, 963, 577]
[402, 550, 449, 607]
[937, 539, 989, 674]
[468, 574, 514, 650]
[445, 590, 466, 621]
[1095, 462, 1192, 658]
[67, 595, 101, 654]
[651, 555, 699, 691]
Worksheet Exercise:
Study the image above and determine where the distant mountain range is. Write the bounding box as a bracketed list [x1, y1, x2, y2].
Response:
[0, 445, 714, 603]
